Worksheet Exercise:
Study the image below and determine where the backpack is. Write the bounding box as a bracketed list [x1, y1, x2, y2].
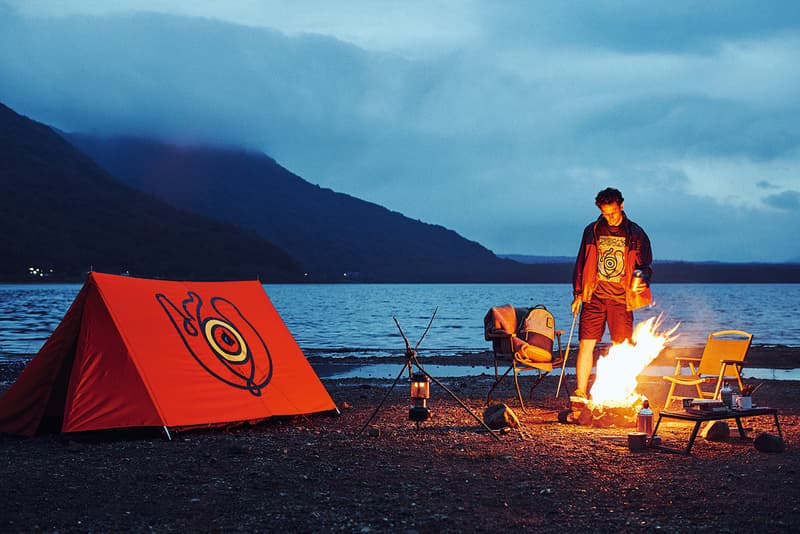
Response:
[516, 305, 555, 363]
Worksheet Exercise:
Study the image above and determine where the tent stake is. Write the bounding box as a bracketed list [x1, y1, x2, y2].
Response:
[163, 426, 172, 441]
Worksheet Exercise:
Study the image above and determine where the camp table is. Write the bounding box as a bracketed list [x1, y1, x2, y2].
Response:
[650, 406, 782, 454]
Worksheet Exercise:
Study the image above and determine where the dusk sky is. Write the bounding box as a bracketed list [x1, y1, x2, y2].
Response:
[2, 1, 799, 262]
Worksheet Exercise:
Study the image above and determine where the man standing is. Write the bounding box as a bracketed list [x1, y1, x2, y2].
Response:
[570, 187, 653, 405]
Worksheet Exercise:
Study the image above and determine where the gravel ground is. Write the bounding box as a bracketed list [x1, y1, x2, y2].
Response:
[0, 347, 798, 533]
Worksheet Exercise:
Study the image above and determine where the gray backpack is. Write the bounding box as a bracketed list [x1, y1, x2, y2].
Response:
[517, 305, 555, 362]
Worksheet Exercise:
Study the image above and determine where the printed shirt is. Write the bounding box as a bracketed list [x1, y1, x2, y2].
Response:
[593, 224, 627, 303]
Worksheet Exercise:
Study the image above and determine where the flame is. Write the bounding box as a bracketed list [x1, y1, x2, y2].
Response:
[589, 315, 679, 408]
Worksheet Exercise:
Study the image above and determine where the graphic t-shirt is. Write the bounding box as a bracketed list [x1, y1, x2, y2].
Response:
[593, 225, 627, 303]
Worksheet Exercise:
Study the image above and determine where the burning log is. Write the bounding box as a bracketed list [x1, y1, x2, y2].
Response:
[589, 403, 638, 428]
[561, 400, 638, 428]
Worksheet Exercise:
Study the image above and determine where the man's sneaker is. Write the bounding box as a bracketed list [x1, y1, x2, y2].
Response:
[569, 388, 589, 408]
[566, 388, 592, 425]
[570, 388, 588, 401]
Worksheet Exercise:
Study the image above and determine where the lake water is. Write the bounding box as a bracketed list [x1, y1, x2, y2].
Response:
[1, 283, 799, 362]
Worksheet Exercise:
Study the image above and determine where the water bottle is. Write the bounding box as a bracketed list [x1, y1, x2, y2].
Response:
[721, 382, 733, 408]
[637, 399, 654, 435]
[630, 269, 645, 291]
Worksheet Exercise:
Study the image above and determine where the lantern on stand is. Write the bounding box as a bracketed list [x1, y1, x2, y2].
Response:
[409, 372, 432, 427]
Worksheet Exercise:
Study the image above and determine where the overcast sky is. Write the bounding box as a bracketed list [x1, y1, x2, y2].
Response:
[2, 1, 799, 262]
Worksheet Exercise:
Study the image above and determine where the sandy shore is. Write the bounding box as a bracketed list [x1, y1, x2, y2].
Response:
[1, 346, 798, 532]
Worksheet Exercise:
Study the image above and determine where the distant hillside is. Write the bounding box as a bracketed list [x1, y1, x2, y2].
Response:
[503, 255, 800, 282]
[653, 261, 800, 283]
[500, 254, 574, 264]
[496, 258, 800, 283]
[0, 102, 303, 282]
[68, 135, 528, 282]
[65, 134, 800, 284]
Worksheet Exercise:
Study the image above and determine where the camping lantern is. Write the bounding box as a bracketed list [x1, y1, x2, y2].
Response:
[409, 372, 432, 426]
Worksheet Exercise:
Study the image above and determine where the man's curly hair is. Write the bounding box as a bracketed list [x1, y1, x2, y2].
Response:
[595, 187, 624, 207]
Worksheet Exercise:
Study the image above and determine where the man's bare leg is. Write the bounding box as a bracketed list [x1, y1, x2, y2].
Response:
[564, 338, 597, 425]
[574, 338, 597, 398]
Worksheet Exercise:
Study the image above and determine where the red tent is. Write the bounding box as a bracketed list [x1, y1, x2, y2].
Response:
[0, 272, 336, 436]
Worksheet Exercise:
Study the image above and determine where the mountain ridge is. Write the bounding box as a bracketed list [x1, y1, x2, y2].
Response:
[67, 134, 527, 282]
[68, 134, 800, 284]
[0, 102, 303, 282]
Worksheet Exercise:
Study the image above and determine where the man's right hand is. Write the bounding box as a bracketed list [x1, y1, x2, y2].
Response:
[571, 296, 582, 316]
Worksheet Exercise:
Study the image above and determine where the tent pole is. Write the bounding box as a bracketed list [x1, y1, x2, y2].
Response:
[163, 426, 172, 441]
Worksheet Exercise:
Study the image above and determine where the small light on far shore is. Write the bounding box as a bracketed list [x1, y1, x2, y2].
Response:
[27, 266, 52, 278]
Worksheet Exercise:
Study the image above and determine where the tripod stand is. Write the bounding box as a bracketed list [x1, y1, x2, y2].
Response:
[357, 308, 501, 441]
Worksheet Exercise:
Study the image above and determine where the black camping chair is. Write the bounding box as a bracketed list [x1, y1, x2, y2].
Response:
[484, 304, 565, 412]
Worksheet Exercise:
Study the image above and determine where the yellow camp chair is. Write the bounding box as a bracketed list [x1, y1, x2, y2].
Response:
[662, 330, 753, 409]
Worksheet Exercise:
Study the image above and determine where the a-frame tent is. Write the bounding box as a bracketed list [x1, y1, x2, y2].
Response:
[0, 272, 336, 436]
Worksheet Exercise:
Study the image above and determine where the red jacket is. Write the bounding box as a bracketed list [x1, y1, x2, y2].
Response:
[572, 213, 653, 311]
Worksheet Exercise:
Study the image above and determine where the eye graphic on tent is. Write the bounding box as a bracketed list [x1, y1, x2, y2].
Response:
[156, 291, 273, 395]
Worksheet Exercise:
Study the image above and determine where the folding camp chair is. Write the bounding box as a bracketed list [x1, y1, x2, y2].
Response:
[484, 305, 565, 412]
[662, 330, 753, 409]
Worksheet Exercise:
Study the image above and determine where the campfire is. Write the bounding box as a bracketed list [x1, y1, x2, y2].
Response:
[584, 316, 679, 427]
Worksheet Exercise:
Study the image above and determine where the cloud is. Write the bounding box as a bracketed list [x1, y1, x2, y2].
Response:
[479, 1, 800, 53]
[1, 2, 799, 262]
[764, 190, 800, 211]
[4, 0, 484, 58]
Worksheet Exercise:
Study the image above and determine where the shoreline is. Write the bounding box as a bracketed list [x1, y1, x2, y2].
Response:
[3, 345, 799, 388]
[305, 343, 800, 370]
